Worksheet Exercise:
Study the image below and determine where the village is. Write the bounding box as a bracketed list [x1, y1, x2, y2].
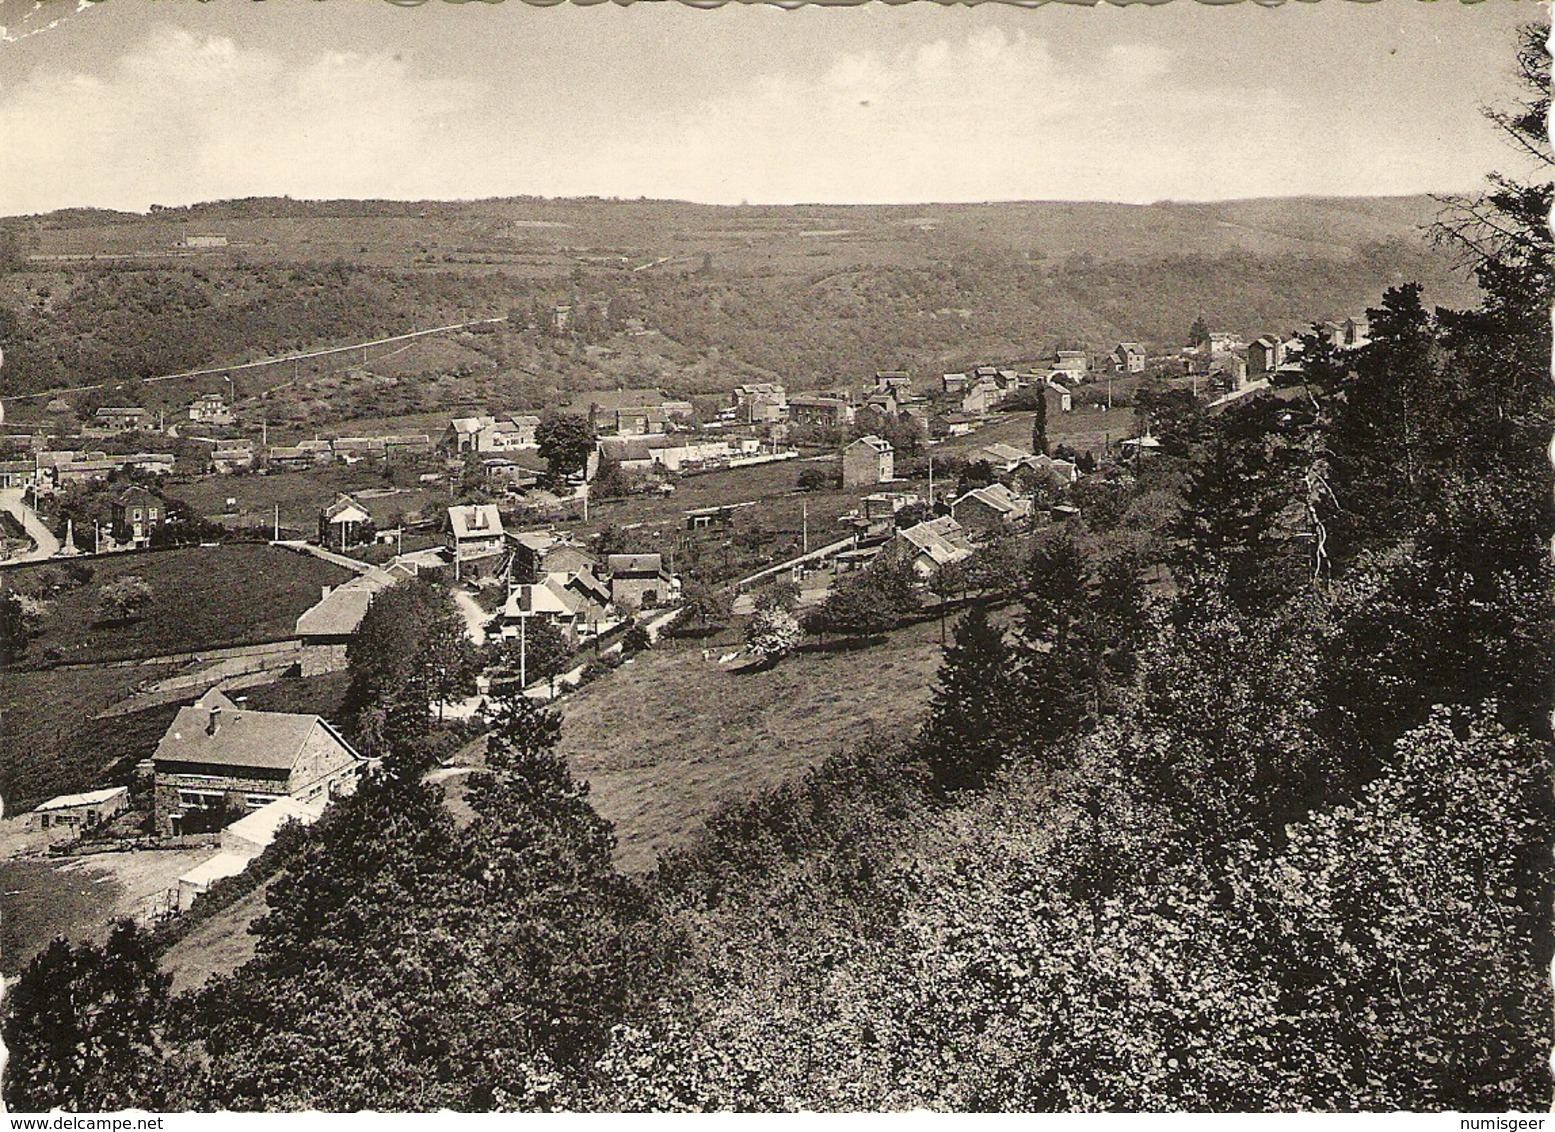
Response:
[0, 312, 1371, 975]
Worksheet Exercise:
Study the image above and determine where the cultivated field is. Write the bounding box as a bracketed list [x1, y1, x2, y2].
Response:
[0, 847, 214, 976]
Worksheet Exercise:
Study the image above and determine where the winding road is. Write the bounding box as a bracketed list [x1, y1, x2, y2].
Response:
[0, 488, 61, 563]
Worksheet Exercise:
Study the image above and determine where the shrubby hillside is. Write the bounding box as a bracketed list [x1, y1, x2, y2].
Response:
[2, 27, 1545, 1116]
[0, 193, 1474, 406]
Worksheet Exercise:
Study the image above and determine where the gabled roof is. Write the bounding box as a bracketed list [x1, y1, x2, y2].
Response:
[896, 516, 973, 565]
[848, 434, 893, 455]
[223, 794, 326, 847]
[449, 503, 504, 539]
[955, 483, 1031, 520]
[542, 545, 597, 577]
[607, 552, 665, 577]
[1116, 342, 1147, 355]
[981, 442, 1032, 465]
[570, 387, 668, 414]
[503, 581, 574, 618]
[449, 415, 496, 434]
[321, 494, 370, 523]
[115, 485, 159, 506]
[153, 691, 358, 773]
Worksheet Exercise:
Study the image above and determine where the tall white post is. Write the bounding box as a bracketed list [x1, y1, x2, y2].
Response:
[519, 610, 527, 690]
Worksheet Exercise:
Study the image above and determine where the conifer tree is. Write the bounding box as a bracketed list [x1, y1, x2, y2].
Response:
[921, 607, 1019, 793]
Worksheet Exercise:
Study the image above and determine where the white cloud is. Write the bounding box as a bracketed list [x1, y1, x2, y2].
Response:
[0, 27, 489, 213]
[574, 27, 1310, 204]
[0, 19, 1502, 214]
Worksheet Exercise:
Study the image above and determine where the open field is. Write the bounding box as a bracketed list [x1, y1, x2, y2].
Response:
[169, 469, 448, 532]
[241, 671, 353, 720]
[1, 664, 182, 809]
[941, 404, 1138, 461]
[0, 846, 213, 975]
[555, 619, 947, 873]
[5, 545, 353, 667]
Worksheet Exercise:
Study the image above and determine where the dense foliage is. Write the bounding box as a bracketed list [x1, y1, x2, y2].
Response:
[3, 27, 1548, 1114]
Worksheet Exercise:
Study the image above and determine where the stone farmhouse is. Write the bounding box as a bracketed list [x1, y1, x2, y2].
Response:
[151, 690, 365, 838]
[842, 435, 894, 488]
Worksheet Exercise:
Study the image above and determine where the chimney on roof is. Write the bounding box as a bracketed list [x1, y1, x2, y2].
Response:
[206, 704, 222, 736]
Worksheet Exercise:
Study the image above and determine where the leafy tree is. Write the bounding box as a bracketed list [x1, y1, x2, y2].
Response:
[1239, 708, 1552, 1109]
[804, 561, 910, 643]
[753, 578, 800, 613]
[2, 922, 174, 1112]
[744, 606, 800, 668]
[1133, 386, 1205, 459]
[964, 533, 1025, 599]
[493, 617, 573, 696]
[95, 574, 153, 624]
[1030, 381, 1049, 456]
[592, 454, 633, 500]
[925, 559, 969, 643]
[796, 467, 836, 493]
[536, 413, 596, 484]
[1172, 395, 1315, 615]
[620, 623, 652, 656]
[423, 616, 480, 720]
[346, 576, 469, 758]
[679, 581, 732, 631]
[1187, 314, 1210, 348]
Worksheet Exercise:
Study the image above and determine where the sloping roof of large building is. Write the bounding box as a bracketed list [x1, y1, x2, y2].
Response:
[222, 794, 327, 849]
[321, 493, 370, 523]
[607, 552, 665, 577]
[848, 434, 893, 455]
[152, 691, 356, 773]
[569, 388, 668, 414]
[896, 516, 973, 566]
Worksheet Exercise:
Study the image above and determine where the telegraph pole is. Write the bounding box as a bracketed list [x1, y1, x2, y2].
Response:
[802, 499, 809, 554]
[273, 503, 279, 542]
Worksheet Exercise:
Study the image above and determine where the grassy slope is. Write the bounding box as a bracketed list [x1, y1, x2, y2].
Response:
[151, 613, 951, 988]
[7, 544, 352, 666]
[169, 469, 447, 532]
[1, 664, 182, 808]
[557, 620, 946, 873]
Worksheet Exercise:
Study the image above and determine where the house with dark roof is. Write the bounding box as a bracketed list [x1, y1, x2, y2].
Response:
[787, 392, 857, 429]
[892, 516, 974, 578]
[447, 503, 506, 578]
[89, 406, 149, 435]
[188, 393, 235, 426]
[294, 559, 418, 675]
[110, 485, 164, 548]
[606, 552, 679, 611]
[151, 690, 365, 837]
[1112, 343, 1148, 374]
[951, 483, 1033, 535]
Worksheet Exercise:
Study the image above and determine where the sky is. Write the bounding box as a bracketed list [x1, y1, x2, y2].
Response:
[0, 0, 1542, 214]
